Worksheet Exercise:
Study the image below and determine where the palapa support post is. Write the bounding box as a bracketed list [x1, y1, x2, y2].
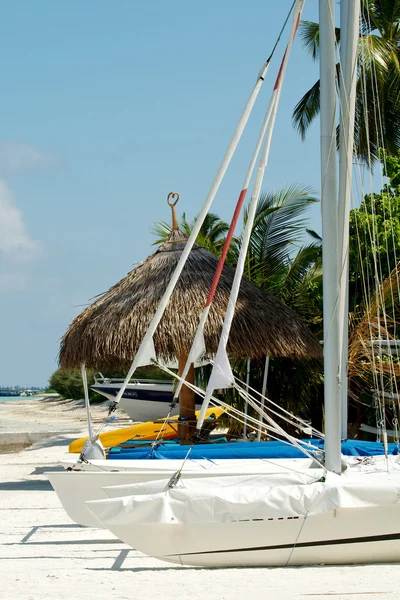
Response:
[178, 352, 196, 445]
[168, 192, 196, 443]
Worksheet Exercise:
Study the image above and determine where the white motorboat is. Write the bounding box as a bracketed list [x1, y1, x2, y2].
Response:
[91, 374, 202, 421]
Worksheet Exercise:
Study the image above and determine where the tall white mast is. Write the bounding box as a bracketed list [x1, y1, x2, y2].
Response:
[319, 0, 341, 473]
[110, 59, 273, 408]
[338, 0, 361, 439]
[196, 0, 305, 431]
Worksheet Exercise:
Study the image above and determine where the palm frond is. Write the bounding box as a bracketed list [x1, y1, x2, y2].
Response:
[151, 220, 173, 245]
[299, 21, 340, 61]
[292, 79, 320, 139]
[358, 35, 395, 80]
[296, 2, 400, 161]
[361, 0, 400, 36]
[240, 185, 318, 288]
[306, 228, 322, 242]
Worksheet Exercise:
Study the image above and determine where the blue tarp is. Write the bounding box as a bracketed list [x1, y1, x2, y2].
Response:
[107, 438, 398, 460]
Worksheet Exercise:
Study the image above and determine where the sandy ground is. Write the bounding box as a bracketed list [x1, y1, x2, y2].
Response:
[0, 396, 132, 432]
[1, 399, 400, 600]
[0, 397, 131, 452]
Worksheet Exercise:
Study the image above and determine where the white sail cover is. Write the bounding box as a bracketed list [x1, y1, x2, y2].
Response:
[87, 462, 400, 527]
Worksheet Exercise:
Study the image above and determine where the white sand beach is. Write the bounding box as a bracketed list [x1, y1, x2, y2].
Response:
[0, 397, 131, 453]
[1, 399, 400, 600]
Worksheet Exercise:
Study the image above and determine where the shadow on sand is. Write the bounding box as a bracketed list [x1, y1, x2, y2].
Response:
[0, 479, 54, 491]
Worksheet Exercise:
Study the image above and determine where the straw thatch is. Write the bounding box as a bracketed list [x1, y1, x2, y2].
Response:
[59, 229, 322, 370]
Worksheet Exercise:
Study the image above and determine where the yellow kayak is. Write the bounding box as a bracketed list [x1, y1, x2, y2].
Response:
[69, 406, 226, 453]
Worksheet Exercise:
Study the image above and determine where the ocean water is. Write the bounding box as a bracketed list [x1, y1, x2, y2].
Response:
[0, 395, 42, 402]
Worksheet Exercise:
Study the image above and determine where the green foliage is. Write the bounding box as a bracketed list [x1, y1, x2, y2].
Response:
[349, 150, 400, 310]
[293, 1, 400, 163]
[49, 369, 94, 401]
[151, 212, 230, 257]
[230, 185, 318, 286]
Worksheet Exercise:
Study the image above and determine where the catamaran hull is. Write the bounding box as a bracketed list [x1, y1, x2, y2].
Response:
[48, 459, 315, 527]
[60, 456, 315, 472]
[89, 504, 400, 567]
[48, 471, 163, 528]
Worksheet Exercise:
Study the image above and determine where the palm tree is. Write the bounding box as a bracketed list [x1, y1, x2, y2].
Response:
[152, 211, 230, 257]
[293, 0, 400, 163]
[230, 185, 320, 298]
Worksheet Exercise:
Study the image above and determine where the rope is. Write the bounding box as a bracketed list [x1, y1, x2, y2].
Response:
[285, 511, 310, 566]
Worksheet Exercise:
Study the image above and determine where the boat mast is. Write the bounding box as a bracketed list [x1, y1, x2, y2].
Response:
[338, 0, 360, 439]
[319, 0, 341, 473]
[81, 364, 94, 442]
[196, 0, 305, 432]
[109, 57, 274, 409]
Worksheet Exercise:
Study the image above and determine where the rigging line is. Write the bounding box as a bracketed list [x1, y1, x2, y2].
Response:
[265, 0, 298, 63]
[350, 211, 381, 402]
[234, 386, 326, 467]
[173, 91, 278, 401]
[362, 8, 400, 403]
[158, 374, 284, 441]
[151, 410, 174, 447]
[232, 373, 324, 437]
[154, 362, 322, 457]
[92, 14, 296, 439]
[228, 398, 310, 445]
[233, 382, 323, 439]
[358, 49, 389, 432]
[354, 40, 386, 406]
[336, 5, 394, 425]
[156, 359, 321, 440]
[353, 168, 375, 341]
[362, 16, 387, 303]
[285, 511, 310, 567]
[173, 1, 301, 401]
[364, 29, 398, 396]
[368, 64, 400, 322]
[196, 0, 306, 433]
[155, 364, 305, 443]
[350, 165, 383, 433]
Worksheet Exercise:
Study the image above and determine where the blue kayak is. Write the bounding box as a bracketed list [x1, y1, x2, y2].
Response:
[107, 438, 398, 460]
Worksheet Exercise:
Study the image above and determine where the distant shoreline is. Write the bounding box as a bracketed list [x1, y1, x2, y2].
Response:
[0, 393, 59, 403]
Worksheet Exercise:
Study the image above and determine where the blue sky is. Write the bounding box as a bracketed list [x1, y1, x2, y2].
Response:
[1, 1, 329, 386]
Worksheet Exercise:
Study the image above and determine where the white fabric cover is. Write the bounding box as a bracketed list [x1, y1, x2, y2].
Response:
[87, 465, 400, 528]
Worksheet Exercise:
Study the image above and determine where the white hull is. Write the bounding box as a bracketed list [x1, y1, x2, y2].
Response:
[91, 381, 201, 421]
[99, 505, 400, 567]
[85, 468, 400, 566]
[49, 458, 315, 527]
[92, 382, 174, 422]
[60, 456, 315, 472]
[119, 397, 176, 421]
[49, 470, 167, 528]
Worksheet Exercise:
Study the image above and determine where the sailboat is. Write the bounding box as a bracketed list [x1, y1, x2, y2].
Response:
[48, 0, 326, 524]
[83, 0, 400, 566]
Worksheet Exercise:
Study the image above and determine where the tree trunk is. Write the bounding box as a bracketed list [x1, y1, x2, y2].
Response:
[178, 353, 195, 445]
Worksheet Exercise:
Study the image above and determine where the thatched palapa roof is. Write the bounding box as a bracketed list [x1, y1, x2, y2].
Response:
[60, 213, 321, 370]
